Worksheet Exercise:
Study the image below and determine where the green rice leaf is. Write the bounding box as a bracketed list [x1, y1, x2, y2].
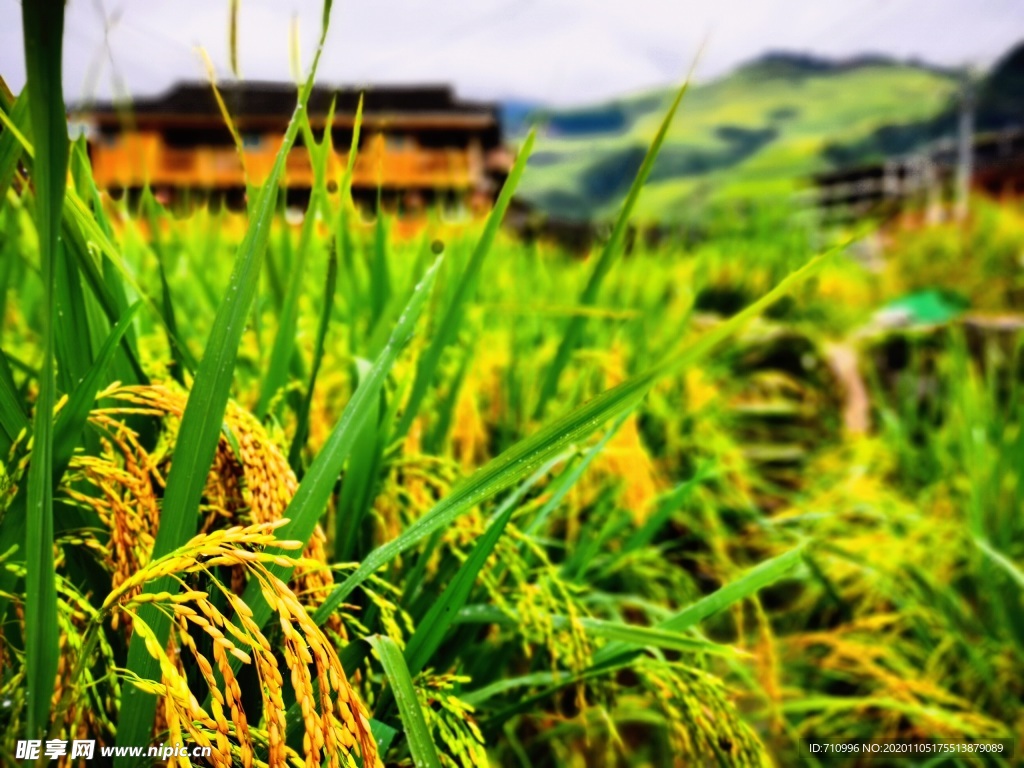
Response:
[461, 671, 571, 708]
[257, 189, 319, 417]
[533, 74, 692, 417]
[51, 302, 141, 482]
[53, 237, 94, 393]
[333, 358, 385, 560]
[20, 0, 68, 737]
[367, 635, 443, 768]
[456, 605, 738, 656]
[594, 545, 806, 666]
[259, 107, 335, 418]
[975, 537, 1024, 590]
[576, 616, 739, 655]
[393, 129, 536, 441]
[116, 5, 337, 753]
[370, 719, 400, 758]
[403, 489, 517, 676]
[233, 254, 444, 641]
[289, 242, 338, 472]
[0, 87, 29, 203]
[658, 545, 806, 631]
[0, 105, 149, 385]
[522, 411, 629, 537]
[368, 212, 393, 333]
[0, 347, 29, 449]
[60, 213, 150, 383]
[621, 465, 716, 555]
[313, 250, 831, 624]
[423, 338, 475, 453]
[482, 662, 634, 725]
[141, 189, 194, 381]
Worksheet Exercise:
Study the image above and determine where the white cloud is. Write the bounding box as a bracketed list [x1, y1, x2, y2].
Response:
[1, 0, 1022, 105]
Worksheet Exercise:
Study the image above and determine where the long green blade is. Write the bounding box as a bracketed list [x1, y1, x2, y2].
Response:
[52, 302, 141, 482]
[289, 242, 338, 471]
[116, 5, 336, 753]
[620, 467, 715, 556]
[21, 0, 68, 737]
[533, 75, 691, 418]
[523, 413, 628, 537]
[0, 346, 29, 447]
[234, 254, 444, 639]
[455, 606, 735, 656]
[576, 616, 737, 654]
[142, 189, 194, 381]
[975, 537, 1024, 590]
[367, 635, 443, 768]
[258, 106, 335, 418]
[0, 87, 29, 202]
[393, 129, 536, 441]
[481, 547, 804, 728]
[257, 190, 318, 418]
[594, 545, 806, 666]
[203, 255, 443, 713]
[53, 236, 95, 393]
[313, 251, 831, 624]
[0, 106, 149, 385]
[403, 486, 518, 676]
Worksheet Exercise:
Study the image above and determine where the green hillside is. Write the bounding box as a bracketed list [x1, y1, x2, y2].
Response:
[516, 55, 959, 222]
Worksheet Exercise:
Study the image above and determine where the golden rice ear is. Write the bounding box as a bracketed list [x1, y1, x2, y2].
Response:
[113, 521, 378, 768]
[634, 659, 769, 765]
[67, 383, 346, 638]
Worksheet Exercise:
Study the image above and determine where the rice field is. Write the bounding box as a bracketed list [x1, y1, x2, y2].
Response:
[2, 2, 1024, 766]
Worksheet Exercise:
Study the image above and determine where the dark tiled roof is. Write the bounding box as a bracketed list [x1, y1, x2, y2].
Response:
[86, 81, 497, 118]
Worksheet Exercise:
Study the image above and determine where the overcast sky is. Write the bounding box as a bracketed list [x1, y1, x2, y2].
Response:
[1, 0, 1023, 106]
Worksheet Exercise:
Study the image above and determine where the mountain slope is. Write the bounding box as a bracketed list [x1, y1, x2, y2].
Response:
[514, 53, 961, 222]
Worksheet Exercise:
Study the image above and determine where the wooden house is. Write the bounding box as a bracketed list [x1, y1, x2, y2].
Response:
[77, 82, 512, 208]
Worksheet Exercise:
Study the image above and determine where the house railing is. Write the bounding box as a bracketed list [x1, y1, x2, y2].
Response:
[89, 132, 477, 189]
